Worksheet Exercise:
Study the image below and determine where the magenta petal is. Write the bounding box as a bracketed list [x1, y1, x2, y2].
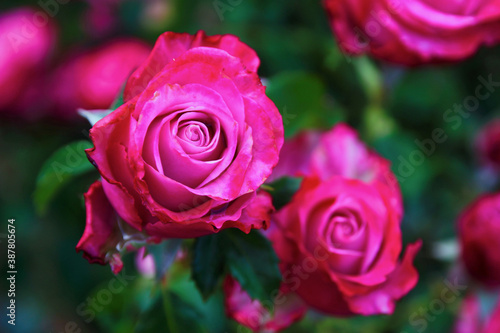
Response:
[124, 31, 260, 100]
[143, 162, 207, 212]
[267, 131, 322, 182]
[224, 276, 307, 332]
[76, 181, 121, 270]
[453, 295, 483, 333]
[345, 241, 421, 315]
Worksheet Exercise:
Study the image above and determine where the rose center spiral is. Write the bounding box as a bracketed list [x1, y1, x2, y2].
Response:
[178, 120, 211, 147]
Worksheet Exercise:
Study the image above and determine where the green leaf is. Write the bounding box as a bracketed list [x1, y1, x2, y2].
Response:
[34, 140, 96, 215]
[224, 229, 282, 304]
[268, 177, 302, 210]
[266, 71, 343, 137]
[191, 235, 226, 300]
[191, 229, 282, 305]
[135, 291, 207, 333]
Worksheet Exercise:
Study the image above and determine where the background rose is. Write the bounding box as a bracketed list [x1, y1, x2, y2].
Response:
[50, 38, 151, 118]
[77, 31, 283, 269]
[223, 276, 307, 333]
[0, 7, 55, 117]
[271, 176, 420, 316]
[458, 192, 500, 287]
[323, 0, 500, 65]
[453, 294, 500, 333]
[269, 123, 402, 218]
[475, 119, 500, 171]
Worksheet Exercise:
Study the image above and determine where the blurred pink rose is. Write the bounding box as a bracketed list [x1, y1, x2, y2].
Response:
[453, 294, 500, 333]
[272, 176, 421, 316]
[269, 123, 402, 218]
[0, 7, 55, 117]
[458, 192, 500, 287]
[51, 39, 150, 118]
[268, 124, 419, 316]
[223, 276, 307, 333]
[82, 0, 122, 37]
[323, 0, 500, 65]
[475, 119, 500, 171]
[77, 31, 283, 271]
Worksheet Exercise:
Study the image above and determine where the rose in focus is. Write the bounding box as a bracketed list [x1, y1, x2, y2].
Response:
[77, 31, 283, 270]
[458, 192, 500, 287]
[323, 0, 500, 65]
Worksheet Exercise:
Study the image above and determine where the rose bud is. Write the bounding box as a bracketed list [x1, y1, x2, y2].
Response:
[77, 31, 283, 271]
[51, 39, 151, 118]
[453, 294, 500, 333]
[135, 247, 156, 278]
[269, 123, 402, 218]
[323, 0, 500, 66]
[223, 276, 307, 333]
[458, 192, 500, 287]
[0, 7, 55, 117]
[475, 119, 500, 171]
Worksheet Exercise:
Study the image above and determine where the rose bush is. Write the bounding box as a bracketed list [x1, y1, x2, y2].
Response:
[458, 192, 500, 287]
[77, 31, 283, 270]
[268, 124, 420, 316]
[323, 0, 500, 65]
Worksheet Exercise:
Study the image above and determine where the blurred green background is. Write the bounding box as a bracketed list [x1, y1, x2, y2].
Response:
[1, 0, 500, 332]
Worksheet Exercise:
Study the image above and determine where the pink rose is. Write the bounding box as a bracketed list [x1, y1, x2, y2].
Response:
[268, 124, 419, 316]
[323, 0, 500, 65]
[269, 123, 402, 218]
[475, 119, 500, 171]
[272, 177, 421, 316]
[223, 276, 307, 333]
[453, 294, 500, 333]
[51, 39, 151, 118]
[458, 192, 500, 287]
[0, 7, 55, 116]
[77, 31, 283, 270]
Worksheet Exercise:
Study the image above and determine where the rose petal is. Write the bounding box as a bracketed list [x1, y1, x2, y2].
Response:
[344, 240, 421, 315]
[224, 276, 307, 332]
[76, 181, 121, 271]
[124, 31, 260, 100]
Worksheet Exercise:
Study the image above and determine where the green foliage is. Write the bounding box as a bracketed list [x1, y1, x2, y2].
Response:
[33, 140, 96, 215]
[191, 233, 226, 300]
[266, 71, 344, 137]
[135, 290, 207, 333]
[192, 229, 282, 304]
